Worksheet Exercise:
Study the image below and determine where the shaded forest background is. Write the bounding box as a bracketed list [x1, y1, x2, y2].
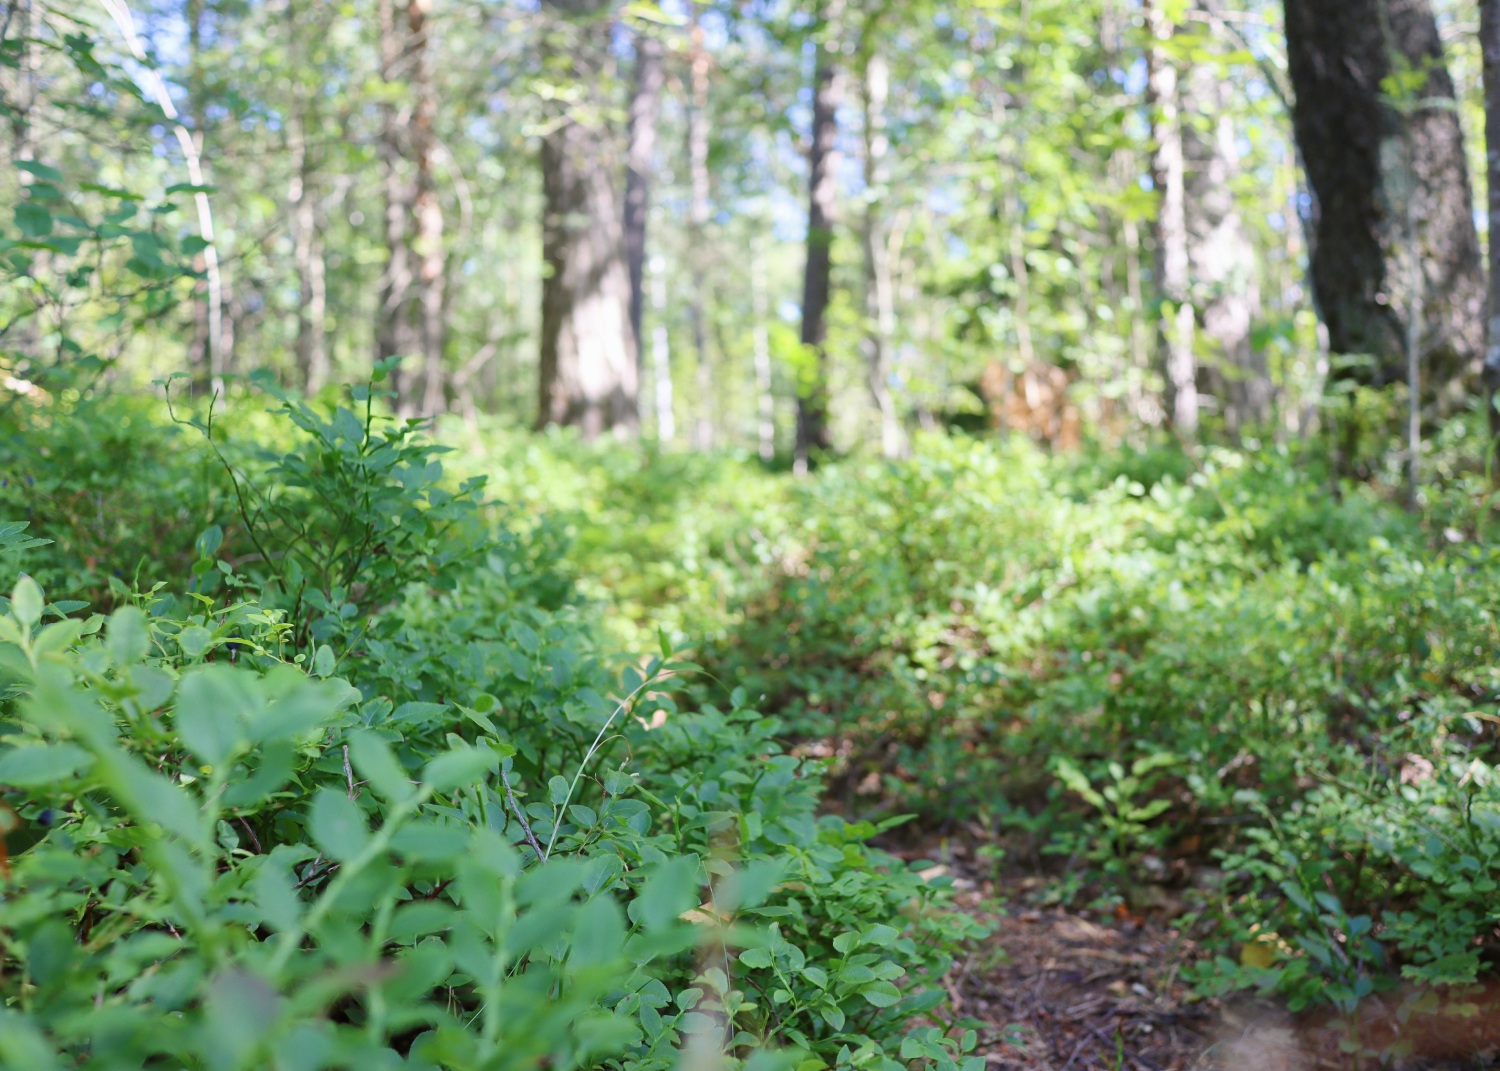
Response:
[6, 0, 1499, 480]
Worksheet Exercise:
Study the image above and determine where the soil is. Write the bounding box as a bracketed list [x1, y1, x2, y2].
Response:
[923, 859, 1500, 1070]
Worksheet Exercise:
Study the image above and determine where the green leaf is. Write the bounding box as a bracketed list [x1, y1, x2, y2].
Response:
[548, 775, 570, 805]
[97, 751, 203, 844]
[308, 787, 370, 862]
[423, 746, 498, 793]
[347, 731, 414, 802]
[11, 576, 42, 629]
[252, 858, 301, 932]
[570, 896, 626, 968]
[15, 202, 52, 238]
[106, 606, 151, 664]
[630, 856, 696, 932]
[16, 159, 63, 183]
[859, 980, 902, 1007]
[0, 743, 93, 785]
[738, 942, 774, 966]
[177, 625, 212, 659]
[312, 644, 335, 678]
[195, 525, 223, 558]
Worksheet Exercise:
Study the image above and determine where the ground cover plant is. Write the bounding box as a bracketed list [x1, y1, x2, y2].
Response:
[0, 382, 986, 1071]
[447, 427, 1500, 1021]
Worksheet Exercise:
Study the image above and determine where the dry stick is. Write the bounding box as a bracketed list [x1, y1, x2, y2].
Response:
[98, 0, 224, 393]
[499, 764, 546, 863]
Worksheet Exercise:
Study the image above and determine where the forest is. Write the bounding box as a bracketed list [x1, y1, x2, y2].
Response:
[6, 0, 1500, 1068]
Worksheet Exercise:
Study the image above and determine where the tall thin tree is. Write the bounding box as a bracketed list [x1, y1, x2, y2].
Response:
[624, 29, 662, 378]
[1145, 0, 1196, 436]
[1482, 0, 1500, 469]
[795, 0, 844, 472]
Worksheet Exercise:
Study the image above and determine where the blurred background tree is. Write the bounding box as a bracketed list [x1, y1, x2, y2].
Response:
[1, 0, 1494, 476]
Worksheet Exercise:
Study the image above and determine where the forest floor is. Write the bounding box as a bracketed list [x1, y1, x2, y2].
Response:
[921, 847, 1500, 1071]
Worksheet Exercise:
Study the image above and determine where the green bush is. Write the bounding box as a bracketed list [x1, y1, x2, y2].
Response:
[0, 384, 985, 1071]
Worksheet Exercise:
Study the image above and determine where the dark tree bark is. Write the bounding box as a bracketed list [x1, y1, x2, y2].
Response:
[795, 0, 844, 472]
[1482, 0, 1500, 463]
[624, 30, 662, 373]
[536, 0, 639, 438]
[1283, 0, 1483, 411]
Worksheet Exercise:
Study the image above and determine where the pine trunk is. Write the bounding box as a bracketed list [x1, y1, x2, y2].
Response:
[1482, 0, 1500, 462]
[795, 0, 843, 472]
[536, 0, 639, 438]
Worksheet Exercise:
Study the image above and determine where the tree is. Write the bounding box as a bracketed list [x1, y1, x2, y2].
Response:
[1282, 0, 1483, 412]
[536, 0, 639, 438]
[1184, 35, 1265, 435]
[795, 0, 843, 472]
[1146, 0, 1196, 436]
[623, 29, 662, 374]
[1482, 0, 1500, 464]
[858, 6, 904, 459]
[286, 0, 331, 394]
[376, 0, 446, 416]
[687, 4, 715, 450]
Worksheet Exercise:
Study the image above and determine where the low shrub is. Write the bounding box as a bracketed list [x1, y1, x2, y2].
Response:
[0, 383, 985, 1071]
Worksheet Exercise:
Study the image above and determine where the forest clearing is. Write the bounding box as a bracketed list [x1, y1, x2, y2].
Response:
[7, 0, 1500, 1069]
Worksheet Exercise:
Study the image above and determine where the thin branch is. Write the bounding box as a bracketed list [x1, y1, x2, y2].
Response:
[499, 764, 546, 863]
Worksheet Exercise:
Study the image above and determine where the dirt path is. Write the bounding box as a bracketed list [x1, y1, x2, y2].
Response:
[946, 876, 1213, 1070]
[936, 869, 1500, 1070]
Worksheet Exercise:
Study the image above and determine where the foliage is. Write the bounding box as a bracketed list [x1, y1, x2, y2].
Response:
[470, 427, 1500, 1012]
[0, 390, 985, 1070]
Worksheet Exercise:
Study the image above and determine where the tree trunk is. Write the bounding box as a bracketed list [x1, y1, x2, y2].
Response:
[376, 0, 419, 384]
[650, 253, 674, 441]
[374, 0, 443, 416]
[408, 0, 446, 417]
[624, 31, 662, 372]
[860, 42, 904, 459]
[286, 1, 329, 394]
[1184, 56, 1265, 435]
[752, 232, 775, 461]
[795, 0, 843, 472]
[687, 7, 714, 451]
[1482, 0, 1500, 466]
[6, 0, 40, 365]
[1146, 0, 1197, 437]
[536, 0, 639, 438]
[1283, 0, 1483, 412]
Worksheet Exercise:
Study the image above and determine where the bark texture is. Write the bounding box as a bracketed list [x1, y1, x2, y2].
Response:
[1283, 0, 1482, 409]
[1482, 0, 1500, 458]
[624, 31, 662, 369]
[536, 0, 639, 438]
[795, 0, 844, 471]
